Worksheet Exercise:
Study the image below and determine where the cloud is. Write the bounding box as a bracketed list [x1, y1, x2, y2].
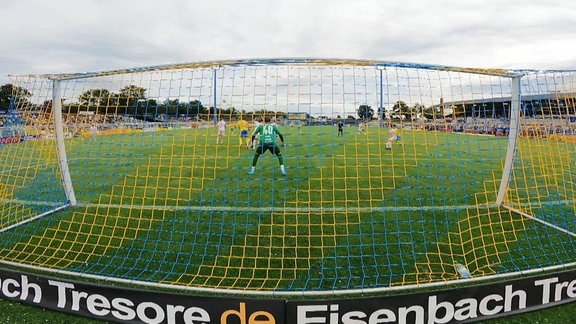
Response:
[1, 0, 575, 85]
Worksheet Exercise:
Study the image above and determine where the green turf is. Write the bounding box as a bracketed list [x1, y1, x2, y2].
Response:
[1, 125, 575, 294]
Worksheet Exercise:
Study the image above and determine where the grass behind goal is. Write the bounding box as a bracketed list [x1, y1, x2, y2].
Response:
[1, 59, 576, 294]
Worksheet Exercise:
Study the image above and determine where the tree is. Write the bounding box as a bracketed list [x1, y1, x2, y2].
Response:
[79, 89, 112, 107]
[0, 84, 32, 110]
[69, 84, 215, 120]
[0, 84, 13, 110]
[392, 100, 409, 112]
[117, 85, 147, 109]
[161, 99, 181, 116]
[422, 105, 439, 120]
[391, 100, 410, 120]
[76, 85, 148, 117]
[188, 100, 208, 116]
[357, 104, 374, 120]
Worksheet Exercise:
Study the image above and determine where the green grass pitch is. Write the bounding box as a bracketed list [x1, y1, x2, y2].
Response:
[1, 125, 575, 293]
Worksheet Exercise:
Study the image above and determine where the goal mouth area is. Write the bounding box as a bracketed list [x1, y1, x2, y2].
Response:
[1, 189, 573, 294]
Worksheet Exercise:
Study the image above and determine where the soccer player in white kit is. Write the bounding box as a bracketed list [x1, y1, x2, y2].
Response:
[386, 124, 397, 150]
[216, 118, 226, 144]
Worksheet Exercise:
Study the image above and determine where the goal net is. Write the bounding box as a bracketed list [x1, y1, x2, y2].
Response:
[1, 59, 575, 294]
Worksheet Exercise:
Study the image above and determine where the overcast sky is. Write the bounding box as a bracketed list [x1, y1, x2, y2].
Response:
[1, 0, 575, 85]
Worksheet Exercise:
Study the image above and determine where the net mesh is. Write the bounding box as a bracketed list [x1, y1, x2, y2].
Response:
[1, 59, 575, 293]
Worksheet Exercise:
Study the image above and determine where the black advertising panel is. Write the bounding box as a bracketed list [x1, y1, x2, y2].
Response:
[3, 267, 576, 323]
[287, 271, 576, 323]
[0, 268, 284, 323]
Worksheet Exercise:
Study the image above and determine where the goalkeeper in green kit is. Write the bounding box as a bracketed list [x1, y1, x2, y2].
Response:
[248, 117, 287, 176]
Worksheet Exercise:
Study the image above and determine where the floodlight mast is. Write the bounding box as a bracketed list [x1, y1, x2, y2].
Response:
[377, 65, 385, 127]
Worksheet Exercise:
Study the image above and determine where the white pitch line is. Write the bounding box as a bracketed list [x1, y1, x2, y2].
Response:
[1, 198, 573, 214]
